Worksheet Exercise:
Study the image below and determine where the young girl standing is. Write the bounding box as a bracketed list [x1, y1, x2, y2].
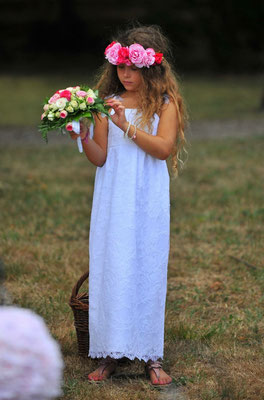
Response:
[70, 25, 187, 386]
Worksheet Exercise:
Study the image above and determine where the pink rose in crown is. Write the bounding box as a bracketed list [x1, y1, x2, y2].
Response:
[66, 122, 73, 131]
[60, 110, 68, 118]
[48, 93, 60, 104]
[128, 44, 146, 68]
[104, 41, 117, 54]
[143, 48, 156, 68]
[41, 113, 46, 120]
[86, 97, 95, 105]
[117, 47, 132, 66]
[105, 42, 122, 65]
[76, 90, 87, 97]
[43, 104, 49, 111]
[59, 90, 72, 101]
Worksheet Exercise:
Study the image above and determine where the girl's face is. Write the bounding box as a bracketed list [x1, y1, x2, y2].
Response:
[117, 65, 142, 92]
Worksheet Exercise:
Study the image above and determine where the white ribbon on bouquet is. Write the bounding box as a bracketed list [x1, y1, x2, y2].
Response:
[72, 120, 83, 153]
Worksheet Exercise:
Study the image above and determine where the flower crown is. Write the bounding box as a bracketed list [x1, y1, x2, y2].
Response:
[104, 41, 163, 68]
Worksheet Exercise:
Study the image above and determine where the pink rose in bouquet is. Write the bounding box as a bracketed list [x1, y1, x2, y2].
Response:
[76, 90, 87, 97]
[87, 97, 95, 105]
[59, 90, 72, 101]
[48, 93, 60, 104]
[60, 110, 68, 118]
[66, 122, 73, 131]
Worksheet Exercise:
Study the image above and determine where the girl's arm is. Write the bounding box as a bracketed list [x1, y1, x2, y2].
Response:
[106, 98, 178, 160]
[69, 114, 108, 167]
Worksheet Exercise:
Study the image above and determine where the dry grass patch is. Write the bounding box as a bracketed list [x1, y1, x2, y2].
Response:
[1, 136, 264, 399]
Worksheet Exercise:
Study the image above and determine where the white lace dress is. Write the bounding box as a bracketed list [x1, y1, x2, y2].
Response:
[88, 98, 170, 362]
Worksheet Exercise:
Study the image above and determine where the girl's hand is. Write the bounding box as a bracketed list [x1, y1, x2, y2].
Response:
[105, 98, 127, 131]
[68, 118, 89, 140]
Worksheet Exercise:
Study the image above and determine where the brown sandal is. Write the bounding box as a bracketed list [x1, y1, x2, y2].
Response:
[88, 357, 118, 383]
[145, 359, 172, 387]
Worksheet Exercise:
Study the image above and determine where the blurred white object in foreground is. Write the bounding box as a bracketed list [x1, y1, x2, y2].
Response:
[0, 306, 64, 400]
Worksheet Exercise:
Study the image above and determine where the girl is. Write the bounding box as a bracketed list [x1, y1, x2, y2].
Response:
[70, 25, 187, 386]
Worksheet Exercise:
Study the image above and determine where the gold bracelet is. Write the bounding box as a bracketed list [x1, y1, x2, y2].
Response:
[124, 121, 131, 138]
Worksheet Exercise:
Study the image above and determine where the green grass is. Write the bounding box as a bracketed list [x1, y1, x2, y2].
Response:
[1, 135, 264, 399]
[182, 74, 264, 120]
[0, 73, 263, 126]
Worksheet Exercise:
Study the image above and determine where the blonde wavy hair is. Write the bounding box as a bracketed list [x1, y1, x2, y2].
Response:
[95, 24, 188, 177]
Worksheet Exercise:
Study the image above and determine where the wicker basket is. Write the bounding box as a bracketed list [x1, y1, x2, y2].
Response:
[69, 270, 89, 357]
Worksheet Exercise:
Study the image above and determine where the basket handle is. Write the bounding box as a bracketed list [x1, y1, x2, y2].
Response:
[71, 270, 89, 298]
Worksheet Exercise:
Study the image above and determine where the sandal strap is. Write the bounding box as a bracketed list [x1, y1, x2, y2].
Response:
[147, 360, 162, 368]
[146, 360, 163, 380]
[98, 357, 118, 374]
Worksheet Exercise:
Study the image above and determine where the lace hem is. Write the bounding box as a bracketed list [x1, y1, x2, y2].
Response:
[88, 351, 162, 362]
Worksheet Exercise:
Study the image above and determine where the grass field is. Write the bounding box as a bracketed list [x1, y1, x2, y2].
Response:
[0, 73, 263, 125]
[1, 134, 264, 399]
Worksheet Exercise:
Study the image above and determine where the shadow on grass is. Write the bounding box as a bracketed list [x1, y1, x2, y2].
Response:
[86, 372, 188, 399]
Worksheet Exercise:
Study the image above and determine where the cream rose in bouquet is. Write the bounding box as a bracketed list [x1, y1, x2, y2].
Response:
[39, 86, 110, 151]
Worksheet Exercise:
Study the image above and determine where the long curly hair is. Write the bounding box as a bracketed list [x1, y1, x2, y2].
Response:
[95, 24, 188, 177]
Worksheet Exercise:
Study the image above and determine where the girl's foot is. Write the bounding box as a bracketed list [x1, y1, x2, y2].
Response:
[88, 356, 118, 382]
[145, 360, 172, 386]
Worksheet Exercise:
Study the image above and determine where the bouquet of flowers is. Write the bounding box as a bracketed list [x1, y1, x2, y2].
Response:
[39, 85, 109, 151]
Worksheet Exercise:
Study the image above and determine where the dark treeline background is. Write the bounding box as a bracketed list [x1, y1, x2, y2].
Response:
[0, 0, 263, 75]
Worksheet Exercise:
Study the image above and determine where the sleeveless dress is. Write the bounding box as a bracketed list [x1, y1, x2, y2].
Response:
[88, 96, 170, 362]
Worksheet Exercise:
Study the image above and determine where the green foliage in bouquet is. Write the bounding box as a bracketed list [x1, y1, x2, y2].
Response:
[38, 86, 110, 142]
